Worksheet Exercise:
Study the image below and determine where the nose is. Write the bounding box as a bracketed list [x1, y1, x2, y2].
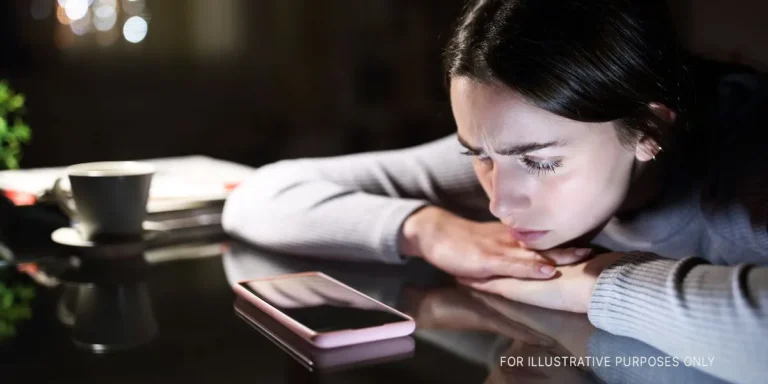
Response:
[487, 165, 532, 221]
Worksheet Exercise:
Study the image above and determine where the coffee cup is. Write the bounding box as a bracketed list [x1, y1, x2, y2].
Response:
[52, 161, 155, 242]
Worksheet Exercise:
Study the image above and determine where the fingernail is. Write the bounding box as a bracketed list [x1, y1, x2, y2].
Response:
[575, 248, 593, 256]
[539, 264, 555, 275]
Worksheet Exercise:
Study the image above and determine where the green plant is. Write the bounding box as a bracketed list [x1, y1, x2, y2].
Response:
[0, 81, 32, 170]
[0, 273, 35, 341]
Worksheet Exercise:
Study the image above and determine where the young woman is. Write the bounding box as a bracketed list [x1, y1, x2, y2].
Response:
[223, 0, 767, 381]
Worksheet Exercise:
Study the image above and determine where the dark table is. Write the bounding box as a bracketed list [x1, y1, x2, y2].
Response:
[0, 229, 730, 383]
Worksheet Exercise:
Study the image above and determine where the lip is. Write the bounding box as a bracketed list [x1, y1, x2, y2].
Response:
[509, 228, 550, 242]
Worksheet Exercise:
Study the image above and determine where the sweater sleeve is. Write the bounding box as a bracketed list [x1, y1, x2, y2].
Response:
[588, 250, 768, 384]
[222, 134, 488, 264]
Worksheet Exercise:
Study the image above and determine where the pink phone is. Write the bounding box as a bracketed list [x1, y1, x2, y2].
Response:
[233, 271, 416, 349]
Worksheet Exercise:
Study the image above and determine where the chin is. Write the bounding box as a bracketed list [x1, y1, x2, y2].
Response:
[523, 238, 560, 251]
[523, 232, 582, 251]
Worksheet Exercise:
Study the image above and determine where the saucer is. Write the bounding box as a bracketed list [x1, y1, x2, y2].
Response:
[51, 227, 163, 248]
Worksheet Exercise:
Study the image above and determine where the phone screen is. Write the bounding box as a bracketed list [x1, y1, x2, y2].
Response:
[239, 274, 409, 333]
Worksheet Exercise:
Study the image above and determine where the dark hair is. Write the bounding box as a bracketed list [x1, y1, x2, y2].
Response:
[443, 0, 768, 225]
[444, 0, 689, 149]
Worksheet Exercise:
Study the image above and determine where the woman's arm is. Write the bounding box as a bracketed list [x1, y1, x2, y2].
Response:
[461, 245, 768, 384]
[222, 134, 489, 263]
[588, 253, 767, 384]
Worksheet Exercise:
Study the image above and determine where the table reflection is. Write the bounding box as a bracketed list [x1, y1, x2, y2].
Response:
[53, 250, 158, 353]
[224, 241, 731, 384]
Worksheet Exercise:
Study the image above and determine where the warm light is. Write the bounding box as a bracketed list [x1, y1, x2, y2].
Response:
[31, 0, 54, 20]
[122, 16, 148, 43]
[56, 5, 71, 25]
[64, 0, 88, 21]
[93, 5, 117, 31]
[70, 9, 91, 35]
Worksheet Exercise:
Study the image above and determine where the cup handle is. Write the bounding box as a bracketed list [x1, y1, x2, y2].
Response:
[52, 177, 79, 220]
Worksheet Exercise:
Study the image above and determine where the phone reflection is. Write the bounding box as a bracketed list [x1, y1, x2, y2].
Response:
[233, 297, 415, 373]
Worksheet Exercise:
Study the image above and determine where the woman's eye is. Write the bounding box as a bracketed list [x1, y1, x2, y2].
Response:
[460, 150, 491, 162]
[520, 157, 562, 176]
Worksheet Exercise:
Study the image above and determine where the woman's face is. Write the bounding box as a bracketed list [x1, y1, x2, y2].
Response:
[450, 77, 648, 250]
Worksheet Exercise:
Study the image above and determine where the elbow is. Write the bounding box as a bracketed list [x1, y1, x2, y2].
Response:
[222, 159, 303, 239]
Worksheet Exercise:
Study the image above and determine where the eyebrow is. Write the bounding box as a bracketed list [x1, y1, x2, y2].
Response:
[457, 134, 567, 156]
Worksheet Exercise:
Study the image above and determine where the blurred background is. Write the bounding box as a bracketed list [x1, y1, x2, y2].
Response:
[1, 0, 767, 169]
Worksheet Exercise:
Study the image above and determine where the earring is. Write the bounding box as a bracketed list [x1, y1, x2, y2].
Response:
[652, 145, 663, 161]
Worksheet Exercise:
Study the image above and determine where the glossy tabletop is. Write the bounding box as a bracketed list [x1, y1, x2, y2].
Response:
[0, 230, 729, 383]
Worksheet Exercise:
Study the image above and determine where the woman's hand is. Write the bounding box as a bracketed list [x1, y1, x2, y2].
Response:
[400, 206, 593, 279]
[458, 252, 625, 313]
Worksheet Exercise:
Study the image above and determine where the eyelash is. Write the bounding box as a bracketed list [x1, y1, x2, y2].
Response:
[520, 157, 562, 176]
[460, 150, 488, 161]
[460, 151, 562, 176]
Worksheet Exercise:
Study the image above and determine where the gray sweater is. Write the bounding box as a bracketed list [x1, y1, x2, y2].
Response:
[222, 134, 768, 384]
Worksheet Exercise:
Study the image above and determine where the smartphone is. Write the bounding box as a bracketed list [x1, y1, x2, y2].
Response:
[233, 271, 416, 349]
[234, 297, 415, 372]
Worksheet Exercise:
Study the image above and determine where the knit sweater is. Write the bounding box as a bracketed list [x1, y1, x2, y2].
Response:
[222, 132, 767, 383]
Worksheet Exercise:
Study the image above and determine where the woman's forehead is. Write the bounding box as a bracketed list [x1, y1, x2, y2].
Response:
[450, 77, 604, 144]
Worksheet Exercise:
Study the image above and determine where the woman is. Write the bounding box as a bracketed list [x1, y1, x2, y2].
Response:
[223, 0, 767, 381]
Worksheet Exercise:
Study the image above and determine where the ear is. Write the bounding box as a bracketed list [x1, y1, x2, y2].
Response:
[635, 137, 661, 162]
[634, 103, 675, 162]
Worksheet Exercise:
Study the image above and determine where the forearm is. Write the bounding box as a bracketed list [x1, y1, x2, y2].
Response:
[223, 162, 428, 263]
[588, 252, 768, 384]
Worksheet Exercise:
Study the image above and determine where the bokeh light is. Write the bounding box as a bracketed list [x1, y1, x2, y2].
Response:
[70, 9, 92, 35]
[64, 0, 89, 21]
[122, 16, 148, 44]
[56, 5, 72, 25]
[93, 5, 117, 31]
[95, 0, 117, 8]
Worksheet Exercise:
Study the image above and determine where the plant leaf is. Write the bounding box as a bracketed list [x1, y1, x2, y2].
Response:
[4, 155, 18, 170]
[1, 291, 13, 309]
[0, 116, 6, 135]
[8, 95, 24, 112]
[0, 82, 9, 104]
[12, 121, 31, 142]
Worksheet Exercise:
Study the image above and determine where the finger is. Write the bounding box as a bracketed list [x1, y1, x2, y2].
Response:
[501, 246, 552, 263]
[485, 253, 558, 279]
[539, 247, 593, 265]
